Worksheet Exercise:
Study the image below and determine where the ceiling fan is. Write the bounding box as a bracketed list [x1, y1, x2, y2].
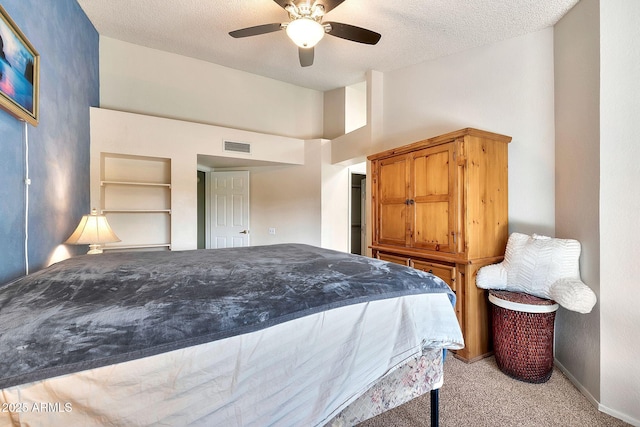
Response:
[229, 0, 381, 67]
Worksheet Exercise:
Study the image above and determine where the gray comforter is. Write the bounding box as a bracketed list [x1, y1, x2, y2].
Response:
[0, 244, 454, 389]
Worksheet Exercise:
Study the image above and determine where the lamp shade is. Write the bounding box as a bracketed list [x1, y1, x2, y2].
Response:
[65, 209, 121, 254]
[286, 18, 325, 48]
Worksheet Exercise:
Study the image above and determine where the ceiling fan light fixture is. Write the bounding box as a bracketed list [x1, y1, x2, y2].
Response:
[286, 18, 325, 48]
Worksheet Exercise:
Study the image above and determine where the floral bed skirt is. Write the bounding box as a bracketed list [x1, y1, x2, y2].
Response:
[326, 347, 444, 426]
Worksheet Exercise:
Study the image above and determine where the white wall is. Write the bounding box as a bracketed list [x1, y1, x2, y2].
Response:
[247, 140, 323, 248]
[331, 70, 384, 165]
[96, 38, 351, 253]
[345, 81, 367, 133]
[599, 0, 640, 423]
[554, 0, 601, 405]
[90, 108, 350, 253]
[321, 139, 351, 252]
[323, 88, 346, 140]
[89, 108, 308, 250]
[382, 29, 556, 236]
[99, 37, 324, 140]
[555, 2, 640, 424]
[323, 81, 367, 139]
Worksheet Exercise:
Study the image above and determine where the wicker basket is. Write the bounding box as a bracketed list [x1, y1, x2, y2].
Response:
[489, 290, 559, 383]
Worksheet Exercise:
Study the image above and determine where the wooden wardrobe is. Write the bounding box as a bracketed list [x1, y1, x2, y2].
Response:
[368, 128, 511, 362]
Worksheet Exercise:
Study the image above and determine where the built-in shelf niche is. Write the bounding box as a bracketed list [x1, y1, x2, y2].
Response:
[100, 153, 172, 252]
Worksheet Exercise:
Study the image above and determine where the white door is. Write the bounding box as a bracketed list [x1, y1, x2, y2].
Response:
[207, 171, 250, 248]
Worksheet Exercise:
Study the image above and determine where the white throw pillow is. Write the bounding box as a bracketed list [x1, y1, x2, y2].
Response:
[550, 278, 598, 314]
[476, 232, 596, 313]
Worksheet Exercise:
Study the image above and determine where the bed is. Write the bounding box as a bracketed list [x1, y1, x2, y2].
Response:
[0, 244, 463, 426]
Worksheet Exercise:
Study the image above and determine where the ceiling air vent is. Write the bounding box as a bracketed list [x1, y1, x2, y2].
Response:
[223, 140, 251, 154]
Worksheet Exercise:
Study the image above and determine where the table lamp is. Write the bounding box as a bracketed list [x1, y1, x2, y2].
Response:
[65, 208, 121, 254]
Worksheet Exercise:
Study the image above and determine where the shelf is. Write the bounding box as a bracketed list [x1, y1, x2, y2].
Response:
[99, 153, 172, 253]
[102, 243, 171, 251]
[103, 209, 171, 214]
[102, 180, 171, 188]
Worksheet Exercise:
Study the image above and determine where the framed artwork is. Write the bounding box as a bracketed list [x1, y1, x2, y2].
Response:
[0, 4, 39, 126]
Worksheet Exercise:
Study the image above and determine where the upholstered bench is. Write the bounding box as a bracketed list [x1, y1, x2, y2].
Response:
[489, 290, 559, 383]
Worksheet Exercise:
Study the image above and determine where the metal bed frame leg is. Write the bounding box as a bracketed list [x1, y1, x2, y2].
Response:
[430, 389, 439, 427]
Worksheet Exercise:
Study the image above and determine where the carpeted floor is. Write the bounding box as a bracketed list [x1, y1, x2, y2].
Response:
[359, 355, 630, 427]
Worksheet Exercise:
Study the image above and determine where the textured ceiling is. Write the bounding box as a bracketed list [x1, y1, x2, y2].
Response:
[77, 0, 579, 92]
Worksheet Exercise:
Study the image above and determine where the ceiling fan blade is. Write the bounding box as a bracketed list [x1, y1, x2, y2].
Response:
[299, 47, 314, 67]
[317, 0, 347, 13]
[325, 22, 381, 45]
[273, 0, 291, 10]
[229, 23, 282, 38]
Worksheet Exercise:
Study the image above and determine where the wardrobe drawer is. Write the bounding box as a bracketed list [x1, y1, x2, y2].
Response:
[410, 259, 457, 292]
[376, 252, 410, 266]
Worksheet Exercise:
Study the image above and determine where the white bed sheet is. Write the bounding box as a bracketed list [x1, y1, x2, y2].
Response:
[0, 293, 463, 427]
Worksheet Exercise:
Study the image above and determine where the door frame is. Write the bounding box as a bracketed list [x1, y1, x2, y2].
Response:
[349, 170, 367, 255]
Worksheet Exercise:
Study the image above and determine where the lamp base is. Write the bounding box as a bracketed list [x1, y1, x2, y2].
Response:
[87, 244, 103, 255]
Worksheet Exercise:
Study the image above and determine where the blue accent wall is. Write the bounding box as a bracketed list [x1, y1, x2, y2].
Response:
[0, 0, 99, 284]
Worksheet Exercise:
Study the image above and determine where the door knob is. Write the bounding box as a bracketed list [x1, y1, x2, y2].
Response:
[239, 230, 249, 234]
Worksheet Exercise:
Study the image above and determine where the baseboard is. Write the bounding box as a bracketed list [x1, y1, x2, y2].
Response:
[598, 405, 640, 427]
[554, 358, 640, 427]
[553, 358, 600, 408]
